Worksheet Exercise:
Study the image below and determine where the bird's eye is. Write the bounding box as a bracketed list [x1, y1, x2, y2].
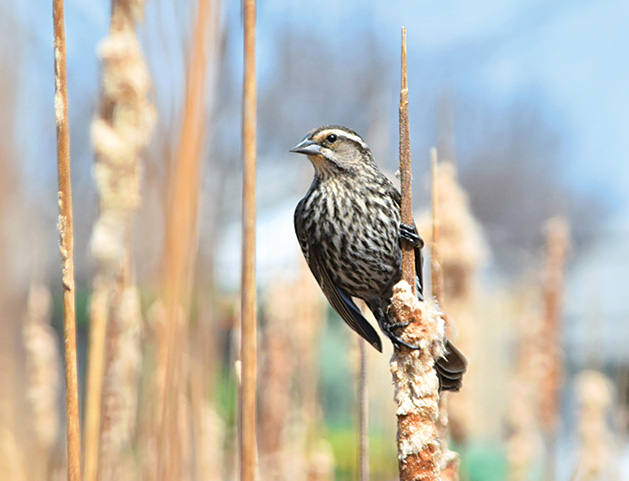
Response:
[326, 134, 337, 143]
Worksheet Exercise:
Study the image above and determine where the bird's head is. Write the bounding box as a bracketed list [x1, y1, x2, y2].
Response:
[290, 126, 377, 178]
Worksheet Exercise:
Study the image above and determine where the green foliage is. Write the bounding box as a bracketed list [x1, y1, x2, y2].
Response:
[461, 441, 508, 481]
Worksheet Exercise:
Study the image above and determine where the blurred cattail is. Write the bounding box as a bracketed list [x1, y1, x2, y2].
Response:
[193, 400, 225, 481]
[23, 282, 60, 453]
[539, 218, 570, 432]
[539, 218, 570, 478]
[0, 429, 24, 481]
[84, 0, 155, 478]
[506, 302, 545, 481]
[418, 160, 486, 444]
[291, 261, 328, 481]
[573, 370, 617, 481]
[259, 280, 297, 480]
[306, 439, 335, 481]
[99, 271, 143, 481]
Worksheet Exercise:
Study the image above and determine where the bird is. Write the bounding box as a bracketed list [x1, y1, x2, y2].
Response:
[291, 125, 466, 391]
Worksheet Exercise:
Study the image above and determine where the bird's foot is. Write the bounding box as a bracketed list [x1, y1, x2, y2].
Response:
[383, 321, 421, 350]
[399, 223, 424, 248]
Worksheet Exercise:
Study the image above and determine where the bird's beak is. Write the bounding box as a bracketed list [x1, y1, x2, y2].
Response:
[290, 138, 322, 156]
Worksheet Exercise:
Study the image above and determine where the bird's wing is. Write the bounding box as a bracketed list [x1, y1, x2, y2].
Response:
[388, 183, 425, 298]
[294, 205, 382, 352]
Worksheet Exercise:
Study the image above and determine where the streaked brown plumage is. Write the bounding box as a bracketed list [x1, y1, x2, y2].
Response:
[291, 125, 466, 391]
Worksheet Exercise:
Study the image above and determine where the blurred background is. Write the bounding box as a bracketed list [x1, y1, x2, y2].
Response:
[1, 0, 628, 479]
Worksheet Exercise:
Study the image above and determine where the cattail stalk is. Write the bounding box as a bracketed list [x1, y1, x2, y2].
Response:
[398, 27, 415, 290]
[390, 284, 445, 481]
[240, 0, 258, 479]
[84, 0, 155, 478]
[156, 0, 209, 478]
[392, 27, 442, 481]
[52, 0, 81, 478]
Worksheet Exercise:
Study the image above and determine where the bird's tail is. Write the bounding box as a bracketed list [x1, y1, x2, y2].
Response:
[436, 339, 467, 392]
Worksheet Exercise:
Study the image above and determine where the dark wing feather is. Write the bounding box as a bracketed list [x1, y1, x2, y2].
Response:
[294, 202, 382, 351]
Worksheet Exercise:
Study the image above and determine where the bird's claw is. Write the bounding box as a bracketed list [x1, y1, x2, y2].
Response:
[399, 223, 424, 248]
[383, 322, 421, 350]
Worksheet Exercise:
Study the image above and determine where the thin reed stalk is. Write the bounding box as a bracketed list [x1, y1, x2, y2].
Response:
[398, 27, 415, 291]
[430, 149, 444, 308]
[430, 151, 460, 481]
[52, 0, 81, 478]
[156, 0, 210, 478]
[391, 28, 442, 481]
[358, 338, 369, 481]
[240, 0, 258, 479]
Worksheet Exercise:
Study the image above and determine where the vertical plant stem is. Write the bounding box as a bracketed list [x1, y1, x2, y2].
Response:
[241, 0, 258, 480]
[399, 27, 415, 293]
[157, 0, 209, 478]
[430, 148, 444, 307]
[431, 149, 459, 481]
[84, 285, 109, 481]
[52, 0, 81, 479]
[358, 339, 369, 481]
[392, 27, 442, 481]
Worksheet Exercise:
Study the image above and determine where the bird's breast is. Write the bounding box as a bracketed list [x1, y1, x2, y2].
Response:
[304, 179, 402, 298]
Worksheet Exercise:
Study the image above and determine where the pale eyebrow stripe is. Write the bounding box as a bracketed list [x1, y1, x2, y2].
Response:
[323, 128, 369, 151]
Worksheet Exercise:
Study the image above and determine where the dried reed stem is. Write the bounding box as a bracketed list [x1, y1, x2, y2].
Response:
[240, 0, 258, 479]
[398, 27, 415, 291]
[392, 28, 442, 481]
[157, 0, 209, 478]
[358, 338, 370, 481]
[430, 149, 444, 308]
[430, 151, 460, 481]
[52, 0, 81, 478]
[84, 282, 109, 481]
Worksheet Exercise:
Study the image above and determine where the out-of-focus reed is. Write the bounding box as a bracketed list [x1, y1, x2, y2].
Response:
[84, 0, 155, 479]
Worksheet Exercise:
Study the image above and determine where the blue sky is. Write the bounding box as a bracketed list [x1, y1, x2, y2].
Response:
[8, 0, 629, 208]
[252, 0, 628, 204]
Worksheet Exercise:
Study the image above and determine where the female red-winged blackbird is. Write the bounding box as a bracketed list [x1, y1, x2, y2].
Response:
[291, 125, 466, 391]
